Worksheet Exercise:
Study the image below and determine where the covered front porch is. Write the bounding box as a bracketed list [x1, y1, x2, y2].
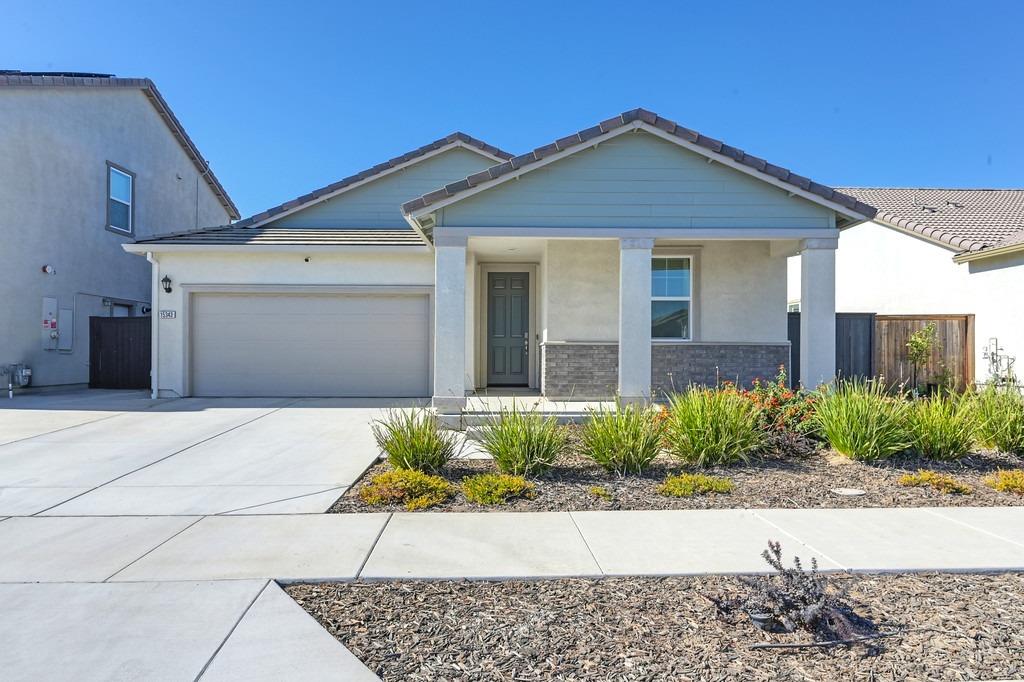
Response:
[430, 233, 838, 414]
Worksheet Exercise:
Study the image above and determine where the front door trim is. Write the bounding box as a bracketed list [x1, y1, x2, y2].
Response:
[475, 263, 538, 390]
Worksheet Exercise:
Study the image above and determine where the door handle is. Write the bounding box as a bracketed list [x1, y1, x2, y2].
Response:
[524, 335, 529, 355]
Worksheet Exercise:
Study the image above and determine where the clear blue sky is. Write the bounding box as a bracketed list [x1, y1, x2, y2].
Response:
[5, 0, 1023, 218]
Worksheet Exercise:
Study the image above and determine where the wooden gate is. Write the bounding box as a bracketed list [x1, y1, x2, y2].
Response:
[787, 312, 876, 387]
[89, 316, 151, 389]
[874, 315, 975, 389]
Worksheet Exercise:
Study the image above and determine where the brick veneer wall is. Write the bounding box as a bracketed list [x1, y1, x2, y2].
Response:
[541, 342, 791, 399]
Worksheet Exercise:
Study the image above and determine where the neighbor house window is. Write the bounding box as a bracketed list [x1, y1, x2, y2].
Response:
[651, 256, 691, 340]
[107, 163, 134, 234]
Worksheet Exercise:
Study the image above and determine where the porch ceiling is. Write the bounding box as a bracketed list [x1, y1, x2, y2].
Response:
[468, 236, 547, 260]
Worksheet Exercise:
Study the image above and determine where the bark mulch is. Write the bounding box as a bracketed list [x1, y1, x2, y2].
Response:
[328, 430, 1024, 513]
[286, 572, 1024, 681]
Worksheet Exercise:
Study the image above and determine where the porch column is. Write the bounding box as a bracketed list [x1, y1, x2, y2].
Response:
[799, 238, 837, 388]
[433, 235, 468, 413]
[618, 238, 654, 403]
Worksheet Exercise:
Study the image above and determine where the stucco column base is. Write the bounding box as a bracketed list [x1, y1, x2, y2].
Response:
[432, 396, 467, 414]
[617, 238, 654, 400]
[617, 394, 649, 407]
[799, 239, 837, 388]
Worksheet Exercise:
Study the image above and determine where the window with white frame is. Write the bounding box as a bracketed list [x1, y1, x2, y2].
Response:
[651, 256, 691, 339]
[107, 164, 134, 234]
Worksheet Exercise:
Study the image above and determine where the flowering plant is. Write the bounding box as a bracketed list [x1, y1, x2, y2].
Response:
[722, 366, 816, 433]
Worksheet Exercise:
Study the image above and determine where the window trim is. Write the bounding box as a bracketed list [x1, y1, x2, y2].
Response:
[106, 161, 135, 235]
[651, 250, 699, 342]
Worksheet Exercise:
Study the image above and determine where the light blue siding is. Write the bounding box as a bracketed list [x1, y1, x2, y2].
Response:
[269, 147, 496, 229]
[437, 132, 835, 229]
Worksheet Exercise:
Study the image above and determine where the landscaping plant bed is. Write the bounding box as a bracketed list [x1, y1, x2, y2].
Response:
[328, 433, 1024, 513]
[287, 572, 1024, 681]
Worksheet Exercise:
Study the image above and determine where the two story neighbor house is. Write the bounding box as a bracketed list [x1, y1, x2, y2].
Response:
[0, 71, 238, 388]
[127, 109, 876, 413]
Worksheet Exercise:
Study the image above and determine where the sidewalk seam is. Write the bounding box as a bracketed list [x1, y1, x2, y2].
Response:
[919, 508, 1024, 549]
[355, 512, 393, 579]
[216, 485, 347, 515]
[568, 512, 605, 575]
[102, 516, 205, 582]
[193, 579, 272, 681]
[30, 401, 299, 516]
[750, 510, 848, 571]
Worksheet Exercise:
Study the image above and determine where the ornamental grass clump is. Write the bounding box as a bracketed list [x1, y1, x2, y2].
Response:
[898, 469, 973, 495]
[657, 472, 733, 497]
[370, 409, 460, 473]
[983, 469, 1024, 495]
[476, 405, 567, 476]
[974, 384, 1024, 455]
[662, 387, 765, 466]
[810, 379, 910, 461]
[461, 473, 536, 505]
[906, 393, 977, 460]
[358, 469, 453, 511]
[581, 403, 664, 475]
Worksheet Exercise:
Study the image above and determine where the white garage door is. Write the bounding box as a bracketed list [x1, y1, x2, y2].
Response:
[190, 292, 430, 397]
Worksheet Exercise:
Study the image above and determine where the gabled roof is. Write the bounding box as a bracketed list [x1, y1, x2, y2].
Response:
[0, 71, 239, 219]
[230, 132, 513, 230]
[837, 187, 1024, 253]
[132, 226, 425, 247]
[402, 108, 877, 226]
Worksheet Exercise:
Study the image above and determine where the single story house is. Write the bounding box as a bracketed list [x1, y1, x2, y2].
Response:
[126, 109, 876, 413]
[788, 188, 1024, 384]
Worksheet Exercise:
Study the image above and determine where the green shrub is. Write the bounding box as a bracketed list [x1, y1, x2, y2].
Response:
[974, 384, 1024, 454]
[662, 387, 766, 466]
[587, 485, 613, 501]
[898, 469, 972, 495]
[359, 469, 453, 510]
[461, 473, 536, 505]
[370, 409, 460, 473]
[906, 394, 976, 460]
[657, 473, 733, 497]
[983, 469, 1024, 494]
[810, 379, 910, 461]
[581, 403, 664, 475]
[476, 406, 567, 476]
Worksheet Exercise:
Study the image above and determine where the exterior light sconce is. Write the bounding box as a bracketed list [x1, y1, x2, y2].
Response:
[161, 275, 173, 294]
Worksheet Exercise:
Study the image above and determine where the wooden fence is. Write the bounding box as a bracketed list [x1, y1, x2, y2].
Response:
[89, 316, 152, 390]
[874, 315, 975, 390]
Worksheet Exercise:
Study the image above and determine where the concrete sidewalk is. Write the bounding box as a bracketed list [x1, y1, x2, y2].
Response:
[1, 506, 1022, 584]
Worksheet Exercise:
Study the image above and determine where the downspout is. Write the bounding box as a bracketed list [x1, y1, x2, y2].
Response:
[146, 251, 160, 399]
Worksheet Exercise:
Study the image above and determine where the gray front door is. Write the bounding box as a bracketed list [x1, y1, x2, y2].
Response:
[487, 272, 529, 386]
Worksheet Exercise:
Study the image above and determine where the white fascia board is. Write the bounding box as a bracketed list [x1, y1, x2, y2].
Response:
[432, 226, 840, 241]
[245, 141, 506, 230]
[407, 121, 871, 225]
[122, 243, 432, 255]
[953, 242, 1024, 263]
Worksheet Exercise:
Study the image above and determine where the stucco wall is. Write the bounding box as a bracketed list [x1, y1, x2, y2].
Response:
[542, 239, 788, 344]
[0, 87, 233, 386]
[788, 220, 1024, 382]
[149, 250, 434, 397]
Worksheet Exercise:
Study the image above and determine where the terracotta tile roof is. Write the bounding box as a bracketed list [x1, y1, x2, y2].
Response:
[134, 226, 426, 247]
[231, 133, 513, 229]
[402, 108, 877, 221]
[836, 188, 1024, 252]
[0, 71, 239, 219]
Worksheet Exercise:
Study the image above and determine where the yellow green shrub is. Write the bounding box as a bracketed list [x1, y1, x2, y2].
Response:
[657, 473, 733, 498]
[461, 473, 536, 505]
[983, 469, 1024, 495]
[898, 469, 972, 495]
[359, 469, 453, 510]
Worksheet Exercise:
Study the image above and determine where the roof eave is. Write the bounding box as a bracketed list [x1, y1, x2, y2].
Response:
[953, 242, 1024, 263]
[123, 242, 431, 255]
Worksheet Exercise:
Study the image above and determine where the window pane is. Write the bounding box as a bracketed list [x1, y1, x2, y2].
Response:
[109, 199, 130, 231]
[110, 168, 132, 203]
[651, 257, 690, 297]
[652, 300, 689, 339]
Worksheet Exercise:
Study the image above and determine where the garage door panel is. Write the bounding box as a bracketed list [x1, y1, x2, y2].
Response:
[191, 293, 429, 397]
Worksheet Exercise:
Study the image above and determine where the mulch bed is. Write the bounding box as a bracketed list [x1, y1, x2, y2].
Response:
[328, 429, 1024, 513]
[286, 572, 1024, 681]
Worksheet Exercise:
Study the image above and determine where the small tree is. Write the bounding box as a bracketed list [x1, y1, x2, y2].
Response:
[906, 323, 936, 394]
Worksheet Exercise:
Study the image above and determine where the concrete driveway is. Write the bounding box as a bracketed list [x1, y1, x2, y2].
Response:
[0, 390, 410, 516]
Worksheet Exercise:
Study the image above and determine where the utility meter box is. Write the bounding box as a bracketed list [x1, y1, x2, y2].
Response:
[41, 297, 58, 351]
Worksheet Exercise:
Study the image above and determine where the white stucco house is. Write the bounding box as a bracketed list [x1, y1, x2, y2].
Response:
[788, 188, 1024, 383]
[0, 71, 238, 388]
[126, 109, 877, 413]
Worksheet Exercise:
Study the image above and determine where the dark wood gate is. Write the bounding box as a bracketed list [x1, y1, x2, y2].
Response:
[89, 316, 151, 389]
[787, 312, 876, 387]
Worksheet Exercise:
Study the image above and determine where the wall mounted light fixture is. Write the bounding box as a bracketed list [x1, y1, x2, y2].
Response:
[161, 275, 172, 294]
